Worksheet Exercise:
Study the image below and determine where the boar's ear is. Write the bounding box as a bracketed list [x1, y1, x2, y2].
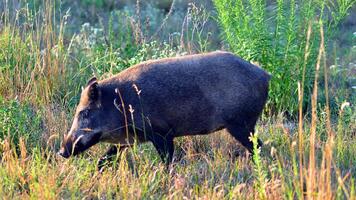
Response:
[87, 77, 100, 103]
[86, 77, 97, 86]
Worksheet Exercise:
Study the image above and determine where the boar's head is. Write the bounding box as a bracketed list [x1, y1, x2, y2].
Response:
[58, 77, 119, 158]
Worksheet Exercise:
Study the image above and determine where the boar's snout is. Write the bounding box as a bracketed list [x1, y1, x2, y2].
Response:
[58, 129, 103, 159]
[58, 147, 70, 158]
[58, 133, 73, 158]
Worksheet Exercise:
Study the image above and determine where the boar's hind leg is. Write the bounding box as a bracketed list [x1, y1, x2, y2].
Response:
[226, 121, 262, 155]
[150, 134, 174, 166]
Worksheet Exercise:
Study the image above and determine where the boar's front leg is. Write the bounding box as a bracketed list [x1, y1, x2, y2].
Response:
[97, 145, 128, 172]
[150, 134, 174, 166]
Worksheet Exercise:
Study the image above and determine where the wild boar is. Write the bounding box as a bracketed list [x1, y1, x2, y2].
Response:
[58, 51, 270, 168]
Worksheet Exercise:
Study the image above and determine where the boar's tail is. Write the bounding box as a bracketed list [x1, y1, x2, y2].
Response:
[264, 71, 272, 82]
[260, 71, 271, 101]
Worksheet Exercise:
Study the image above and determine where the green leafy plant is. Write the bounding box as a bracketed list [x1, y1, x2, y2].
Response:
[0, 97, 42, 149]
[214, 0, 355, 115]
[251, 132, 267, 199]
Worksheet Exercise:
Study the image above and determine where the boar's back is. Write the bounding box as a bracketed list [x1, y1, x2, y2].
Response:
[100, 51, 270, 137]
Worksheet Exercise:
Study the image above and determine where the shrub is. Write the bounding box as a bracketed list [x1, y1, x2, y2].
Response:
[0, 97, 43, 149]
[214, 0, 355, 115]
[71, 19, 180, 78]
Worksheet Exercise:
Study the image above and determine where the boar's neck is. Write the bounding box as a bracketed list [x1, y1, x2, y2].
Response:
[99, 80, 144, 125]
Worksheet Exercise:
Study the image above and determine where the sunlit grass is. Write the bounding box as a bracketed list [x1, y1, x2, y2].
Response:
[1, 114, 355, 199]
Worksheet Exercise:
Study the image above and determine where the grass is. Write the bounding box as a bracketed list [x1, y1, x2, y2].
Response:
[0, 0, 355, 199]
[0, 111, 355, 199]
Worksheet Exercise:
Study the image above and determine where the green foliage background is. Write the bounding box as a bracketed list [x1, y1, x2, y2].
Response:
[214, 0, 355, 115]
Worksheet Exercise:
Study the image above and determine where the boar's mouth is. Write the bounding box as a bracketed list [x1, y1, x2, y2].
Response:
[73, 131, 102, 156]
[59, 131, 102, 158]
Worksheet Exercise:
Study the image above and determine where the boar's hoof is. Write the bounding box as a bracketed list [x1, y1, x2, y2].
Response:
[97, 157, 110, 173]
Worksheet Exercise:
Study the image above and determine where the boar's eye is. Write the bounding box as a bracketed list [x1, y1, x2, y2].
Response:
[79, 109, 90, 118]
